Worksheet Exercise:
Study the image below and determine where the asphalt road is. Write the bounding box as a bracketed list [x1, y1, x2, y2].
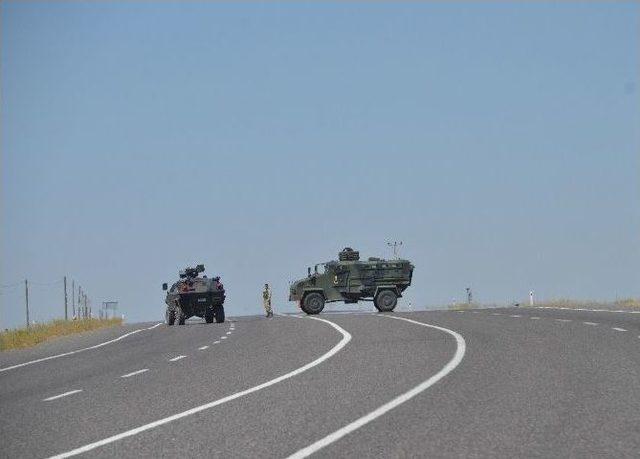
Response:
[1, 307, 639, 458]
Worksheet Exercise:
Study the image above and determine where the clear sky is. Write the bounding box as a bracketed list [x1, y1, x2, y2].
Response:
[2, 2, 639, 328]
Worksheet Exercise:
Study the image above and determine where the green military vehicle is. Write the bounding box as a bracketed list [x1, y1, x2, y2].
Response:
[289, 248, 414, 315]
[162, 264, 226, 325]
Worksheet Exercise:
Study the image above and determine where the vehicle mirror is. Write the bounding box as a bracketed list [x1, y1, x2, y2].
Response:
[162, 283, 168, 291]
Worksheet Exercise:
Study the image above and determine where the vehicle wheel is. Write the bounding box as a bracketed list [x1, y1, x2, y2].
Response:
[175, 304, 186, 325]
[301, 292, 325, 315]
[214, 305, 225, 323]
[374, 290, 397, 312]
[205, 308, 214, 324]
[165, 307, 175, 326]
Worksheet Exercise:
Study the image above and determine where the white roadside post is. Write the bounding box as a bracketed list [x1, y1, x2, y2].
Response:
[529, 291, 534, 306]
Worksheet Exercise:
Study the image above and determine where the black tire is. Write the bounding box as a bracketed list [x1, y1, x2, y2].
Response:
[301, 292, 325, 315]
[374, 290, 398, 312]
[205, 308, 214, 324]
[214, 305, 225, 323]
[175, 304, 186, 325]
[165, 307, 175, 326]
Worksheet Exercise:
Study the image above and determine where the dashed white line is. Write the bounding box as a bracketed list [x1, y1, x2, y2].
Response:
[169, 355, 186, 362]
[491, 313, 502, 316]
[510, 315, 521, 318]
[583, 322, 599, 326]
[213, 340, 221, 344]
[612, 327, 627, 332]
[121, 369, 148, 378]
[530, 317, 541, 320]
[226, 331, 232, 335]
[198, 346, 209, 350]
[555, 319, 572, 323]
[43, 390, 83, 402]
[221, 336, 227, 340]
[47, 315, 352, 459]
[288, 315, 466, 459]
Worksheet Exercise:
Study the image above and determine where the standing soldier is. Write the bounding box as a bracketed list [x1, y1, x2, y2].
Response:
[263, 283, 273, 318]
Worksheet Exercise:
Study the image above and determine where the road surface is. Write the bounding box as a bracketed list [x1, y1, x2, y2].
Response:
[1, 307, 639, 458]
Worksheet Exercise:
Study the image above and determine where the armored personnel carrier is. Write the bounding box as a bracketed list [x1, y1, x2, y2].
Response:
[162, 264, 225, 325]
[289, 248, 414, 315]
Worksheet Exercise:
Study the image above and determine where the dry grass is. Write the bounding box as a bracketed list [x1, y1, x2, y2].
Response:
[0, 318, 123, 351]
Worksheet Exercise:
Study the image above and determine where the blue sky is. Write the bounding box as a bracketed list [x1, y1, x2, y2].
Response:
[2, 2, 639, 328]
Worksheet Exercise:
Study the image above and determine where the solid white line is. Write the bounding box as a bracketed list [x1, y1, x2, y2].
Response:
[0, 329, 145, 373]
[198, 346, 209, 350]
[47, 316, 352, 459]
[583, 322, 599, 326]
[612, 327, 627, 332]
[121, 369, 148, 378]
[169, 355, 186, 362]
[43, 389, 83, 402]
[287, 314, 466, 459]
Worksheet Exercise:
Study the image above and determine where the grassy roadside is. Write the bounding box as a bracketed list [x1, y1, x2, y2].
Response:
[0, 318, 124, 351]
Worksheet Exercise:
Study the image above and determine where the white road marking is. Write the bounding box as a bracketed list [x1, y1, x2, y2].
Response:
[510, 315, 521, 318]
[43, 390, 83, 402]
[612, 327, 627, 332]
[288, 315, 465, 459]
[146, 323, 163, 330]
[198, 346, 209, 350]
[583, 322, 599, 326]
[555, 319, 572, 323]
[221, 336, 227, 340]
[530, 317, 541, 320]
[213, 340, 221, 344]
[491, 313, 502, 316]
[47, 316, 351, 459]
[0, 328, 147, 373]
[226, 331, 232, 335]
[536, 306, 640, 315]
[169, 355, 186, 362]
[121, 369, 148, 378]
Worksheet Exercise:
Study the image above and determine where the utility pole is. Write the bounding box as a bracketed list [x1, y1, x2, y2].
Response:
[25, 279, 30, 328]
[466, 287, 472, 305]
[72, 279, 75, 318]
[386, 241, 403, 259]
[64, 276, 68, 320]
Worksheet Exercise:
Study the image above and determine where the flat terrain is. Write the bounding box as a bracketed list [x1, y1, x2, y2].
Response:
[1, 307, 638, 458]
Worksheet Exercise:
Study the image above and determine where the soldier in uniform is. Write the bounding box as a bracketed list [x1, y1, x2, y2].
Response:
[263, 283, 273, 318]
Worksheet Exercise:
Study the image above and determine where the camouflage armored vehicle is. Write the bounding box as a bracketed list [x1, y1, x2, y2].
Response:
[162, 264, 225, 325]
[289, 248, 414, 314]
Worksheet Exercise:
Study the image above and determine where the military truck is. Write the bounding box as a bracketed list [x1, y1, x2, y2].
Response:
[289, 248, 414, 314]
[162, 264, 225, 325]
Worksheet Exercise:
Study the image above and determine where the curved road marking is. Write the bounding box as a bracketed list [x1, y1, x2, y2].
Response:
[0, 323, 163, 373]
[288, 314, 466, 459]
[47, 316, 352, 459]
[43, 390, 83, 402]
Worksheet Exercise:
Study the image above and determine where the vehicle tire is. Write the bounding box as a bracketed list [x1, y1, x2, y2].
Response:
[205, 308, 214, 324]
[165, 307, 175, 326]
[214, 305, 225, 323]
[175, 304, 186, 325]
[301, 292, 325, 315]
[374, 290, 398, 312]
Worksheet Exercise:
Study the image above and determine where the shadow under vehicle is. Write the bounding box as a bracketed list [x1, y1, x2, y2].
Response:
[289, 248, 414, 315]
[162, 264, 225, 325]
